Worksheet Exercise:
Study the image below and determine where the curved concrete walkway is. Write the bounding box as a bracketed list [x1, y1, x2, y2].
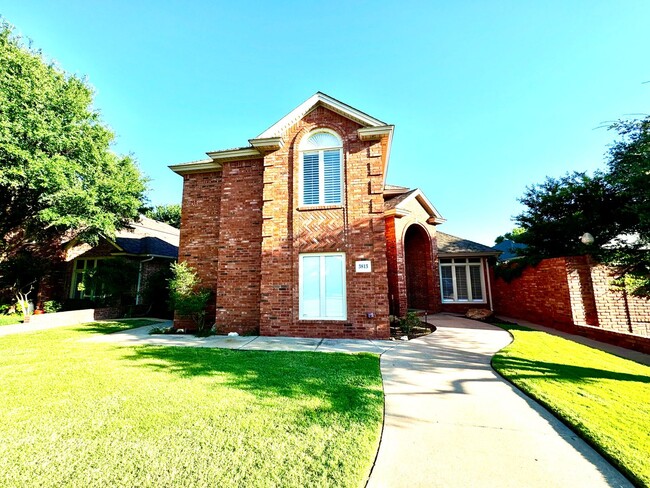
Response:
[367, 314, 632, 488]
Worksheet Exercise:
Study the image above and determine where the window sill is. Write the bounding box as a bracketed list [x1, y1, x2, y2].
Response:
[297, 204, 343, 212]
[299, 318, 347, 322]
[442, 301, 487, 304]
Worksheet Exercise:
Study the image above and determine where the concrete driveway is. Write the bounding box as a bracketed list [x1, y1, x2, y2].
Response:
[366, 314, 632, 488]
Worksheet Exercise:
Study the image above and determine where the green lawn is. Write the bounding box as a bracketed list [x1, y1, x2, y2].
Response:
[0, 314, 22, 326]
[0, 320, 383, 487]
[492, 323, 650, 487]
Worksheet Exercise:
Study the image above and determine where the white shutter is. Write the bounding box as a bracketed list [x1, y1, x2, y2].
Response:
[323, 150, 341, 204]
[302, 152, 319, 205]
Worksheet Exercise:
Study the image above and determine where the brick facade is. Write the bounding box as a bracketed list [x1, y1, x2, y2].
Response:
[493, 255, 650, 353]
[178, 106, 391, 338]
[174, 94, 497, 338]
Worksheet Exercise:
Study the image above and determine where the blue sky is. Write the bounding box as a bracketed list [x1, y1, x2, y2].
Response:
[3, 1, 648, 245]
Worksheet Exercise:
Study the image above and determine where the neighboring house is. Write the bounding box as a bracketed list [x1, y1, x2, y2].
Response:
[39, 216, 179, 312]
[493, 238, 527, 261]
[170, 92, 499, 339]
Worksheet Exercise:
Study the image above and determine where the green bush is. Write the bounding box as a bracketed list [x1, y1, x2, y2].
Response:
[399, 312, 422, 335]
[42, 300, 62, 313]
[168, 262, 211, 333]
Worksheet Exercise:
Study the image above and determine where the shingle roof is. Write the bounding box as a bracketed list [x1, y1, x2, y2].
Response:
[384, 189, 418, 210]
[114, 216, 179, 259]
[492, 239, 527, 261]
[437, 232, 500, 255]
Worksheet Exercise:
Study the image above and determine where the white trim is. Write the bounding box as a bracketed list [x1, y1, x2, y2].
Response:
[248, 137, 283, 152]
[299, 252, 347, 321]
[206, 147, 261, 161]
[384, 208, 411, 218]
[357, 125, 394, 140]
[299, 129, 344, 207]
[257, 92, 387, 139]
[385, 188, 446, 223]
[169, 159, 221, 175]
[439, 257, 487, 304]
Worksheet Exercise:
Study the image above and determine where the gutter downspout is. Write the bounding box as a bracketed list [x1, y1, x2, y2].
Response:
[136, 256, 155, 305]
[486, 258, 494, 311]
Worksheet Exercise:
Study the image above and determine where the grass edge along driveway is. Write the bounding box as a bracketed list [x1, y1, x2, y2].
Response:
[0, 320, 384, 488]
[492, 323, 650, 488]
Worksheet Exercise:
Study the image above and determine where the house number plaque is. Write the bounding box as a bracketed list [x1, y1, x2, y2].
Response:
[355, 260, 372, 273]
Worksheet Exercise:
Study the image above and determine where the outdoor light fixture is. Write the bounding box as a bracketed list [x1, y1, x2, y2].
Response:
[580, 232, 595, 245]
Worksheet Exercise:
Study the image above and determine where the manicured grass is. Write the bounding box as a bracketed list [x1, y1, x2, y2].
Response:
[492, 324, 650, 487]
[0, 314, 22, 326]
[0, 320, 383, 487]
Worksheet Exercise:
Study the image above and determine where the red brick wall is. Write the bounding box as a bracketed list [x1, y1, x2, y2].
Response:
[177, 106, 390, 338]
[177, 171, 223, 330]
[385, 216, 401, 316]
[214, 159, 264, 334]
[590, 264, 650, 336]
[492, 257, 574, 328]
[259, 106, 389, 339]
[404, 224, 436, 311]
[493, 256, 650, 352]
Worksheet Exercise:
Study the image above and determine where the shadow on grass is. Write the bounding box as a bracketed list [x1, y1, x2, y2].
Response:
[121, 345, 383, 424]
[493, 355, 650, 384]
[73, 319, 158, 336]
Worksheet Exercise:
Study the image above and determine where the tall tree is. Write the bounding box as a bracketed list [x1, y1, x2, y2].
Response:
[0, 22, 147, 290]
[145, 204, 181, 229]
[513, 116, 650, 295]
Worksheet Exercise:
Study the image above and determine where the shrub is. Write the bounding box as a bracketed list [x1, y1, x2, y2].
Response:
[168, 262, 211, 333]
[399, 312, 422, 336]
[43, 300, 62, 313]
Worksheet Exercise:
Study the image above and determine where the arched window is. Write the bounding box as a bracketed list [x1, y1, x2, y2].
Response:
[299, 130, 343, 206]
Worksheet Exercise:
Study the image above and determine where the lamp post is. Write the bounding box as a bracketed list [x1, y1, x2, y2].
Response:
[580, 232, 595, 245]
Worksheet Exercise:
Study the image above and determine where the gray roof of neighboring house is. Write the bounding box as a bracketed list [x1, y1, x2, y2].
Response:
[437, 232, 501, 256]
[114, 216, 179, 259]
[492, 239, 527, 261]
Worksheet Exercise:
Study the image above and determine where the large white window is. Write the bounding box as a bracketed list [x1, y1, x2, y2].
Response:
[299, 253, 346, 320]
[300, 130, 343, 206]
[440, 258, 486, 303]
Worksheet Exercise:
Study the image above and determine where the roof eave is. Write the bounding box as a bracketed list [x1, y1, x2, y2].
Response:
[256, 92, 388, 139]
[438, 251, 501, 258]
[169, 159, 221, 175]
[248, 137, 284, 152]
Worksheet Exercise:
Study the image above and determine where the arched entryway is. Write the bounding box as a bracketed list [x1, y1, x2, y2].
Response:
[404, 224, 435, 311]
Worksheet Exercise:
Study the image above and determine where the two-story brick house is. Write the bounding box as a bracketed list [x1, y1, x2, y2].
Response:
[170, 93, 498, 339]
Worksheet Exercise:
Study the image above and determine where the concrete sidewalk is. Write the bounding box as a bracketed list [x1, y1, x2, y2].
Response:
[83, 321, 396, 355]
[366, 314, 631, 488]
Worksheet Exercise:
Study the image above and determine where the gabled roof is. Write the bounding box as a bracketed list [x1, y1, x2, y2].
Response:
[256, 92, 388, 138]
[170, 92, 395, 184]
[66, 216, 180, 261]
[113, 216, 179, 259]
[384, 188, 446, 224]
[437, 232, 501, 257]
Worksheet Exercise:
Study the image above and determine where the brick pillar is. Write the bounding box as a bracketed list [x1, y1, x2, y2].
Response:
[566, 255, 599, 327]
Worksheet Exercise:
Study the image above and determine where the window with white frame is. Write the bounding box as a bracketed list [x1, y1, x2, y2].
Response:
[299, 130, 343, 206]
[439, 258, 485, 303]
[299, 253, 346, 320]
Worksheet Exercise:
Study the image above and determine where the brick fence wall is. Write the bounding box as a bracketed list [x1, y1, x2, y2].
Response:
[493, 256, 650, 354]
